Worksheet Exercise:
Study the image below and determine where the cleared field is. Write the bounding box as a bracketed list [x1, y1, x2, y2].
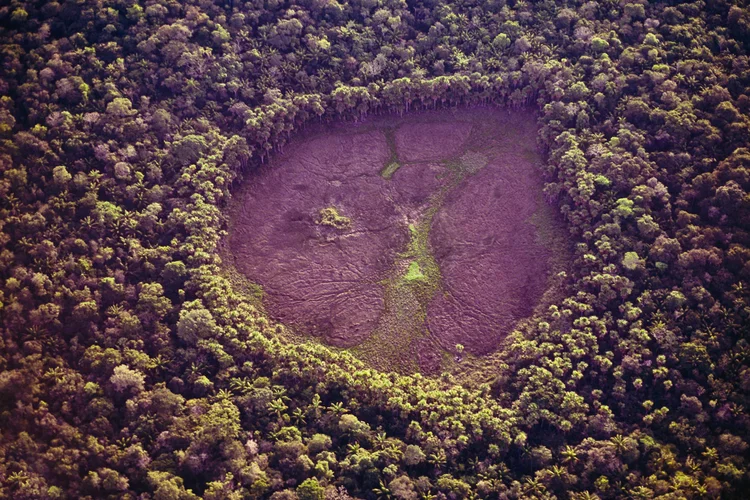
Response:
[229, 108, 562, 372]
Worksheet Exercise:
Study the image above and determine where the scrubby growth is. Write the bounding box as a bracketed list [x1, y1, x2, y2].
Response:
[379, 128, 401, 180]
[317, 207, 351, 229]
[0, 0, 749, 499]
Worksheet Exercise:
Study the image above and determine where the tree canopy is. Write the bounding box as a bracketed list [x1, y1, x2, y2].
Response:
[0, 0, 749, 498]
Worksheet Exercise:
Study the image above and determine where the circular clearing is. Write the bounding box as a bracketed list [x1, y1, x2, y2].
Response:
[228, 108, 566, 372]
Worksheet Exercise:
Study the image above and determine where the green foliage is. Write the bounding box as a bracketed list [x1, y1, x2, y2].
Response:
[622, 251, 645, 272]
[492, 33, 511, 50]
[173, 134, 208, 166]
[52, 165, 71, 185]
[403, 261, 425, 282]
[380, 161, 401, 180]
[317, 207, 351, 229]
[0, 0, 749, 498]
[297, 478, 325, 500]
[109, 365, 145, 394]
[380, 128, 401, 179]
[106, 97, 136, 118]
[591, 37, 610, 53]
[177, 302, 217, 343]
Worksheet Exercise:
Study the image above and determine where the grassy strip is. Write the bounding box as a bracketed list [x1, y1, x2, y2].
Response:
[379, 128, 401, 179]
[349, 217, 441, 372]
[351, 145, 491, 373]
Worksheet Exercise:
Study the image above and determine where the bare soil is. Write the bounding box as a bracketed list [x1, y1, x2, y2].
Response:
[230, 129, 403, 347]
[427, 114, 551, 356]
[229, 108, 563, 372]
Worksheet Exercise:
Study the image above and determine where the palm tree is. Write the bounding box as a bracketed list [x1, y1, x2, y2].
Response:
[308, 393, 323, 416]
[428, 449, 447, 469]
[328, 402, 348, 415]
[292, 408, 306, 425]
[373, 432, 388, 450]
[570, 492, 600, 500]
[267, 398, 287, 419]
[215, 389, 234, 401]
[229, 377, 253, 395]
[523, 477, 546, 496]
[610, 434, 628, 455]
[373, 480, 393, 499]
[561, 445, 579, 464]
[7, 471, 30, 488]
[148, 354, 171, 373]
[107, 304, 125, 317]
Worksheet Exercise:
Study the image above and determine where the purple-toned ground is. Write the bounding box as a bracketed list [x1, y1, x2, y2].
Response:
[229, 108, 559, 369]
[427, 129, 551, 356]
[230, 130, 402, 346]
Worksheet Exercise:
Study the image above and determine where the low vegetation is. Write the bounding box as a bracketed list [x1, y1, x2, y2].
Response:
[230, 110, 557, 372]
[317, 206, 351, 229]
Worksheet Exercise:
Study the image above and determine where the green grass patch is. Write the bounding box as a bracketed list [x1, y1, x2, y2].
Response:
[380, 128, 401, 179]
[404, 261, 425, 281]
[458, 151, 489, 175]
[443, 151, 488, 179]
[380, 161, 401, 179]
[349, 182, 447, 372]
[317, 206, 351, 229]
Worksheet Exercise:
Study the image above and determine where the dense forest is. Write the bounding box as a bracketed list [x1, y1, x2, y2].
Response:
[1, 0, 750, 498]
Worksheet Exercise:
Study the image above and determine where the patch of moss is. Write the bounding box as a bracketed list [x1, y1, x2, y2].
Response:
[216, 257, 265, 308]
[404, 261, 425, 282]
[444, 151, 489, 179]
[317, 206, 351, 229]
[380, 128, 401, 179]
[380, 161, 401, 180]
[457, 151, 489, 175]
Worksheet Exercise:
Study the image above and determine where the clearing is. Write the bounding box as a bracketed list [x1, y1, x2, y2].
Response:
[228, 108, 566, 373]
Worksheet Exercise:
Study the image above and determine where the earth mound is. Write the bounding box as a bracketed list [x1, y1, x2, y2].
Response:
[229, 108, 563, 372]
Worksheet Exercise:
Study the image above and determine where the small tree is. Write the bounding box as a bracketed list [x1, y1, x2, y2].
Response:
[177, 301, 218, 344]
[454, 344, 465, 361]
[297, 478, 324, 500]
[110, 364, 145, 394]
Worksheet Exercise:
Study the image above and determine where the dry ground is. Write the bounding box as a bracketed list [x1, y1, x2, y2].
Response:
[229, 108, 563, 372]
